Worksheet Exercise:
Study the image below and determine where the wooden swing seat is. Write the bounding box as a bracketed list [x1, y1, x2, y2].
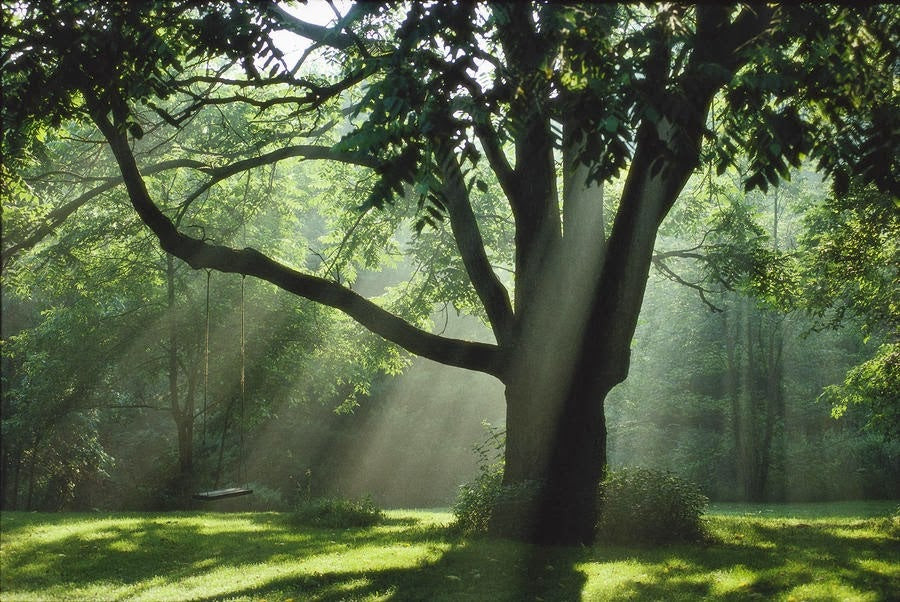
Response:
[192, 487, 253, 501]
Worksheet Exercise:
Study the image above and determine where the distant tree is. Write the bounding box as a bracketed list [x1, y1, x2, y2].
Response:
[795, 183, 898, 340]
[794, 182, 899, 440]
[4, 2, 897, 544]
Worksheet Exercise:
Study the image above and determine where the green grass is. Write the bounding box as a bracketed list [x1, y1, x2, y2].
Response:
[1, 503, 897, 601]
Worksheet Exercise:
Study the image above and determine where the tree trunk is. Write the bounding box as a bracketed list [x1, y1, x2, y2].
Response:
[6, 446, 22, 510]
[739, 297, 761, 501]
[729, 296, 785, 503]
[497, 368, 611, 545]
[764, 315, 786, 501]
[489, 118, 698, 544]
[0, 444, 7, 510]
[213, 396, 236, 489]
[176, 415, 193, 483]
[25, 446, 37, 511]
[167, 254, 196, 496]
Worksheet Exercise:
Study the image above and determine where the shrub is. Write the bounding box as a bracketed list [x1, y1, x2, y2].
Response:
[453, 428, 708, 542]
[451, 466, 543, 537]
[292, 495, 384, 528]
[451, 463, 503, 535]
[597, 467, 708, 544]
[452, 423, 542, 536]
[240, 483, 288, 511]
[871, 505, 900, 538]
[451, 423, 547, 537]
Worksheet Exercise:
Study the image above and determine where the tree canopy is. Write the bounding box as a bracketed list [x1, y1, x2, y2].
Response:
[3, 1, 897, 545]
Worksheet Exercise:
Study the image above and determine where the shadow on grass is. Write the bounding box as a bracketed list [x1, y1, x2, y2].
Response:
[1, 510, 897, 601]
[590, 516, 899, 601]
[189, 537, 590, 602]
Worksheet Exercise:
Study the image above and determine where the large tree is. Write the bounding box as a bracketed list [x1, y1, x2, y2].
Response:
[4, 2, 897, 544]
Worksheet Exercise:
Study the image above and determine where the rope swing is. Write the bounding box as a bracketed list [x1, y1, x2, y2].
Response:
[193, 271, 253, 502]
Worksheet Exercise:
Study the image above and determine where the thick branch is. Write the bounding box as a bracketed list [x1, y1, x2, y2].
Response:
[442, 63, 517, 199]
[270, 5, 358, 50]
[179, 144, 380, 217]
[682, 5, 774, 101]
[436, 141, 514, 345]
[491, 3, 562, 305]
[587, 2, 772, 377]
[473, 118, 516, 202]
[90, 107, 504, 378]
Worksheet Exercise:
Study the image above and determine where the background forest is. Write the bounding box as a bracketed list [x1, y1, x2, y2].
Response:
[1, 2, 897, 519]
[3, 123, 896, 511]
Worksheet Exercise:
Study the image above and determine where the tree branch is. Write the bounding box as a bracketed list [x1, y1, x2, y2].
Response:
[269, 5, 359, 50]
[652, 255, 724, 312]
[177, 143, 380, 221]
[90, 105, 504, 379]
[473, 117, 516, 202]
[682, 5, 775, 99]
[437, 60, 517, 200]
[436, 141, 514, 345]
[2, 158, 207, 266]
[174, 63, 376, 115]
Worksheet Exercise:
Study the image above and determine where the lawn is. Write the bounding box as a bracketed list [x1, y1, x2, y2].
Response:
[1, 502, 897, 601]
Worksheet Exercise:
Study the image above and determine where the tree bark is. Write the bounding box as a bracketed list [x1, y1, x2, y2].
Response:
[729, 297, 785, 503]
[497, 367, 611, 544]
[25, 445, 37, 511]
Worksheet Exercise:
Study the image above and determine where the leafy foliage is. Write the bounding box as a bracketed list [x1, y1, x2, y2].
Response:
[596, 468, 709, 545]
[450, 424, 542, 537]
[795, 183, 899, 338]
[450, 423, 505, 536]
[450, 463, 502, 536]
[716, 5, 899, 197]
[823, 343, 900, 441]
[2, 1, 285, 155]
[292, 495, 384, 529]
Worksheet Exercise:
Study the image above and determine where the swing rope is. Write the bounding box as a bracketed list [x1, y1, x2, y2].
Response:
[193, 271, 253, 502]
[194, 174, 254, 501]
[239, 274, 246, 487]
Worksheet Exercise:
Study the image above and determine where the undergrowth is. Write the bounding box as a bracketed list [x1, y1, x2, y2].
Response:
[292, 495, 384, 528]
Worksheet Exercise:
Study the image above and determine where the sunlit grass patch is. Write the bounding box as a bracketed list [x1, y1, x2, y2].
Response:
[1, 503, 897, 601]
[0, 510, 453, 601]
[578, 558, 661, 599]
[709, 500, 899, 518]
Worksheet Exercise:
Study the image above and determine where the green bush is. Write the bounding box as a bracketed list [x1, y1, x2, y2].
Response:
[292, 495, 384, 528]
[451, 466, 544, 537]
[597, 468, 708, 544]
[453, 427, 708, 542]
[451, 464, 503, 535]
[451, 423, 544, 536]
[871, 505, 900, 538]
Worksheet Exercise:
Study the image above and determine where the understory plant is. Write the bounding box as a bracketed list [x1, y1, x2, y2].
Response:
[292, 495, 384, 528]
[452, 424, 538, 536]
[454, 427, 709, 544]
[596, 467, 709, 544]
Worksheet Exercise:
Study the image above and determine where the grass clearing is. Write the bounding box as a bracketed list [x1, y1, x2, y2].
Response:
[1, 503, 897, 601]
